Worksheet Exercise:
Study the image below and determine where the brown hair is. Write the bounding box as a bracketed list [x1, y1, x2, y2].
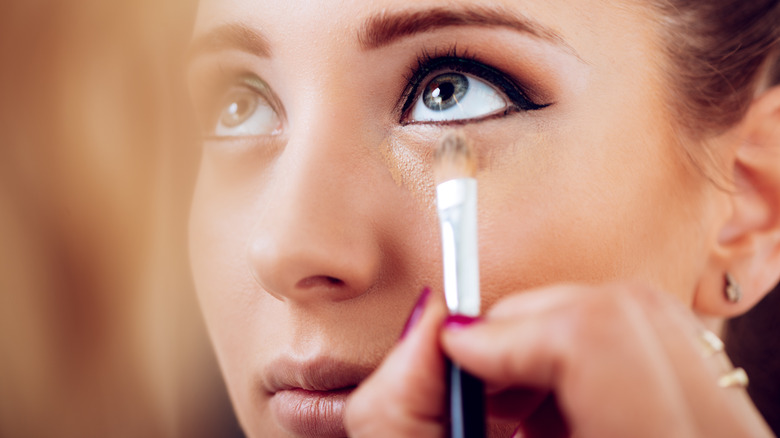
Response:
[654, 0, 780, 136]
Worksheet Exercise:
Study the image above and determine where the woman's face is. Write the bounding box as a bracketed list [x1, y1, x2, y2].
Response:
[187, 0, 723, 435]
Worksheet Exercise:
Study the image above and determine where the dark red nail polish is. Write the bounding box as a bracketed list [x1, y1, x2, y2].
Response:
[444, 314, 481, 330]
[400, 287, 431, 340]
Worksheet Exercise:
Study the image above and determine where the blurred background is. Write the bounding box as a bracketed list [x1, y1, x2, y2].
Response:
[0, 1, 776, 437]
[0, 1, 243, 436]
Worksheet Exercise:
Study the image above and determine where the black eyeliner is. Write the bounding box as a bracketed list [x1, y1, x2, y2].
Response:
[399, 48, 549, 123]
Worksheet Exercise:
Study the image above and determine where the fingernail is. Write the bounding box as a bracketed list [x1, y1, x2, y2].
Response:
[443, 314, 481, 330]
[400, 287, 431, 340]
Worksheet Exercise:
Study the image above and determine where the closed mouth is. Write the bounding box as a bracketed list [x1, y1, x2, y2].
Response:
[263, 357, 373, 437]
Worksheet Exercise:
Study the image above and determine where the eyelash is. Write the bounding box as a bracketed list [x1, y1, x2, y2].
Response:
[399, 47, 549, 124]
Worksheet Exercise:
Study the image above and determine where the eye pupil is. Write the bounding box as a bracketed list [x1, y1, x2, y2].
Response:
[436, 83, 454, 100]
[423, 73, 468, 111]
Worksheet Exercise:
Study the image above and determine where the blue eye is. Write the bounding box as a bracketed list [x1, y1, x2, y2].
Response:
[409, 72, 507, 122]
[401, 55, 547, 124]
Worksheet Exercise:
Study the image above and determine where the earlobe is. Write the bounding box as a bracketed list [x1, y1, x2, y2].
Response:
[694, 85, 780, 317]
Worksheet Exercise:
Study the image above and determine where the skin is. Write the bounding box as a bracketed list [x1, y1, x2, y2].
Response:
[187, 0, 780, 436]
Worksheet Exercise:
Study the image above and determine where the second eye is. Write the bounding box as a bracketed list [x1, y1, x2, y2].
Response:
[213, 88, 281, 137]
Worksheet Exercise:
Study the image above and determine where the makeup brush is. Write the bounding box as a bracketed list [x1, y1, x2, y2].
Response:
[434, 130, 486, 438]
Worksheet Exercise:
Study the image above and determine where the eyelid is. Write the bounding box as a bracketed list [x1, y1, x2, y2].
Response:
[237, 74, 286, 121]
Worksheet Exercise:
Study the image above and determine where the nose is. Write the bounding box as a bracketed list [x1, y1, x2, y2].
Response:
[246, 114, 385, 304]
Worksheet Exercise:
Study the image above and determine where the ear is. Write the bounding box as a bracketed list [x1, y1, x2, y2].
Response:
[694, 85, 780, 317]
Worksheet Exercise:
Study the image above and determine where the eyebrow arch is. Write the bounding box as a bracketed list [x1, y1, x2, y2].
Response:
[187, 22, 271, 62]
[358, 6, 581, 60]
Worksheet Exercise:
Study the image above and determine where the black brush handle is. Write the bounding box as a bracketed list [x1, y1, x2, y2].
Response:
[447, 358, 486, 438]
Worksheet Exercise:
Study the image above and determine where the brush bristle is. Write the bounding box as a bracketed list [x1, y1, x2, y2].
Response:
[433, 130, 476, 184]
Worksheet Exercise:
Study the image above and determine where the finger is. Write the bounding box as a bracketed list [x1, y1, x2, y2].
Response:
[441, 297, 571, 390]
[345, 289, 448, 438]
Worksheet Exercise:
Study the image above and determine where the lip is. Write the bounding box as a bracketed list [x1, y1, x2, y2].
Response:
[264, 357, 374, 437]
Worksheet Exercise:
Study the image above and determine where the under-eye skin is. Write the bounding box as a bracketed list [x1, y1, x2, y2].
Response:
[400, 54, 549, 125]
[207, 74, 283, 139]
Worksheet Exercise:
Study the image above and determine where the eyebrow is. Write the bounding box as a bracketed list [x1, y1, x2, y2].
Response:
[187, 6, 580, 63]
[187, 22, 271, 62]
[358, 6, 579, 58]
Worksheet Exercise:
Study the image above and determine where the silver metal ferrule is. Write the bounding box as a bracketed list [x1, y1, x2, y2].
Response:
[436, 178, 480, 316]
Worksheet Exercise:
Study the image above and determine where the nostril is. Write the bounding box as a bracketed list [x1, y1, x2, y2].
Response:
[296, 275, 345, 289]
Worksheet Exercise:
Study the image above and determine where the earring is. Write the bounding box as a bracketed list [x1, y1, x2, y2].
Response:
[724, 272, 742, 303]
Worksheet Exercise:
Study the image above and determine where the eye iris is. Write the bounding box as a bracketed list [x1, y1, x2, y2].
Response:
[220, 92, 258, 128]
[422, 73, 468, 111]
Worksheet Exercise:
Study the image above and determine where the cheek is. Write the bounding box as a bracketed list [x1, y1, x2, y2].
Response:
[475, 123, 710, 306]
[188, 162, 279, 415]
[380, 132, 437, 204]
